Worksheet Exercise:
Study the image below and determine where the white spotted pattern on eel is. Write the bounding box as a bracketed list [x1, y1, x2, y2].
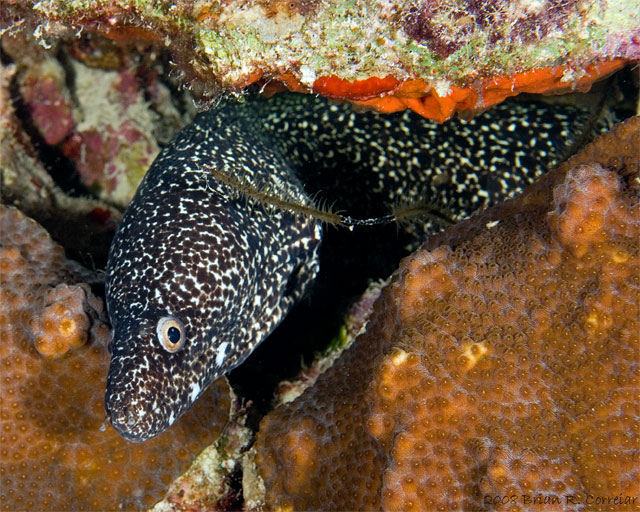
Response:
[105, 93, 596, 442]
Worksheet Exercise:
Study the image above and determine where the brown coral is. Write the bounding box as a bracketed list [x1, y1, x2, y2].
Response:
[0, 204, 231, 511]
[254, 117, 640, 510]
[29, 283, 106, 359]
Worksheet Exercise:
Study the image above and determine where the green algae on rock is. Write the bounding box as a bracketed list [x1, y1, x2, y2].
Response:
[3, 0, 638, 119]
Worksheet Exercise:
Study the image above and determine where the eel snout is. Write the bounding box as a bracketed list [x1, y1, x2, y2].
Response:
[105, 373, 179, 443]
[104, 322, 189, 443]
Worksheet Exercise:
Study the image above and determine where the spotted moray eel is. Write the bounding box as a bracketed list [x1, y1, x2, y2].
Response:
[105, 93, 594, 442]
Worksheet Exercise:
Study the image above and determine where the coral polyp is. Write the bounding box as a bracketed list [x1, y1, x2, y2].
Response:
[253, 117, 640, 511]
[0, 205, 232, 511]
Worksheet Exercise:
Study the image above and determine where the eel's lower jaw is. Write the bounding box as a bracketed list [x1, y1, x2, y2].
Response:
[105, 405, 148, 443]
[104, 394, 171, 443]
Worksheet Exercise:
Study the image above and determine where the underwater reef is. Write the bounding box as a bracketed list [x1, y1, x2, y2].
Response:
[2, 31, 191, 207]
[252, 116, 640, 511]
[1, 0, 638, 120]
[2, 111, 636, 511]
[0, 205, 232, 511]
[0, 6, 639, 511]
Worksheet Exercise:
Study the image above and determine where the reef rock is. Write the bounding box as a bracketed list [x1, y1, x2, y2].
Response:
[0, 204, 232, 511]
[0, 58, 121, 260]
[1, 31, 189, 207]
[1, 0, 637, 120]
[252, 117, 640, 510]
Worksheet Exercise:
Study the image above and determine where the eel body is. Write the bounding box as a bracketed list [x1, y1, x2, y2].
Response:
[105, 93, 594, 442]
[105, 106, 322, 441]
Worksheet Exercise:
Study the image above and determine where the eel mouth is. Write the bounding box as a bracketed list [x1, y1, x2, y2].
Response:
[105, 400, 146, 443]
[105, 396, 170, 443]
[104, 367, 174, 443]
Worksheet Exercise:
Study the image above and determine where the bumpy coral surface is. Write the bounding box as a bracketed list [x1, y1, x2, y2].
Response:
[29, 283, 106, 359]
[254, 117, 640, 510]
[1, 1, 636, 120]
[0, 205, 231, 511]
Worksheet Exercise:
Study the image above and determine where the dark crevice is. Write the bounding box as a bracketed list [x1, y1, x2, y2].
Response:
[220, 467, 244, 511]
[8, 69, 91, 198]
[0, 42, 13, 66]
[227, 220, 410, 420]
[57, 47, 80, 106]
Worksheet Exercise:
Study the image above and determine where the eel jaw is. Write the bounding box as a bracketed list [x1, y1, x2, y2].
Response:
[104, 338, 186, 443]
[105, 380, 179, 443]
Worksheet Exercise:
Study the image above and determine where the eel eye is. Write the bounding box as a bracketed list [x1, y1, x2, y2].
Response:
[156, 316, 185, 352]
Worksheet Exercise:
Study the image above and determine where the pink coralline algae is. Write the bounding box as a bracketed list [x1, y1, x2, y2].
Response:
[20, 71, 74, 146]
[3, 32, 188, 206]
[59, 64, 168, 205]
